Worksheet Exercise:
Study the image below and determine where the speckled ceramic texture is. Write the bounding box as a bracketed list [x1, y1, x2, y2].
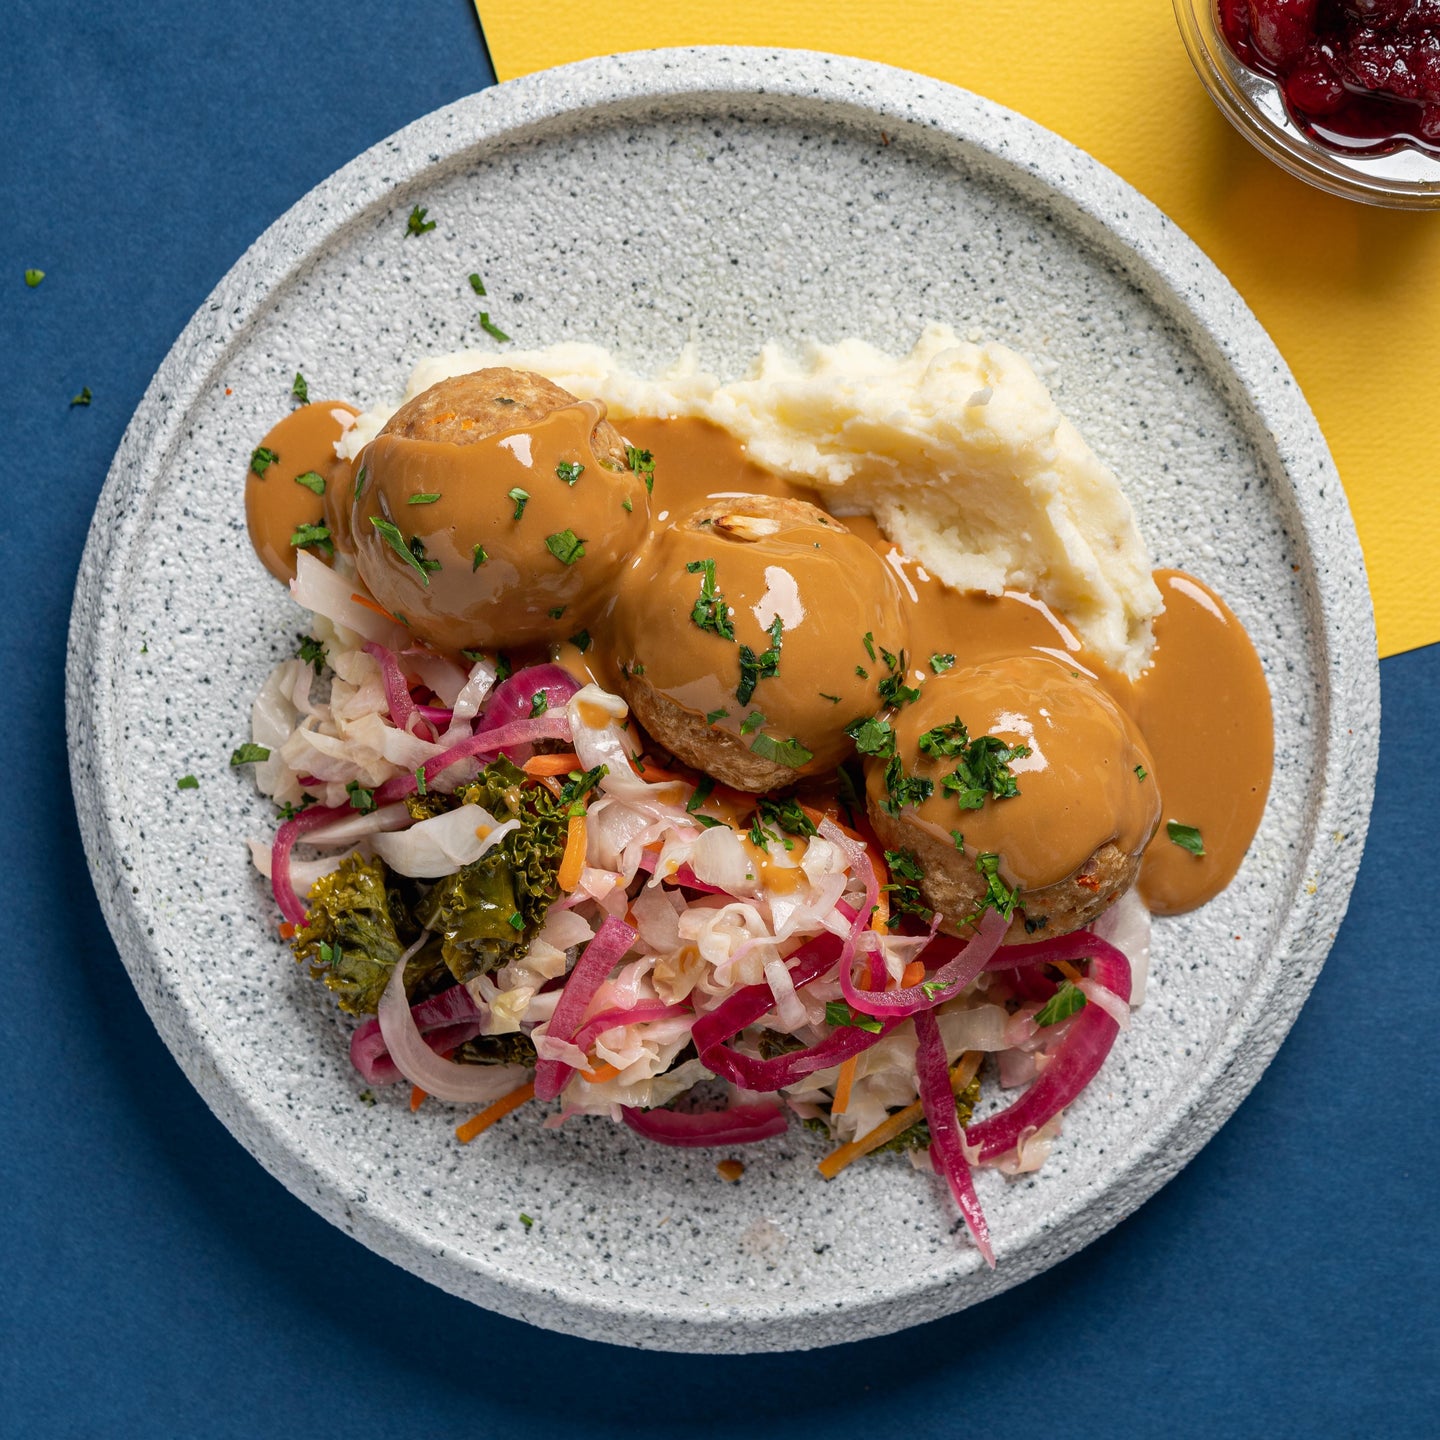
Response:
[67, 49, 1377, 1352]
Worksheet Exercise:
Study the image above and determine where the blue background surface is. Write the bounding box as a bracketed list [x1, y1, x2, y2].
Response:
[3, 2, 1435, 1435]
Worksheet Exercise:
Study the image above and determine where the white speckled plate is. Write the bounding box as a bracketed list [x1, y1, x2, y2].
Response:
[67, 49, 1377, 1353]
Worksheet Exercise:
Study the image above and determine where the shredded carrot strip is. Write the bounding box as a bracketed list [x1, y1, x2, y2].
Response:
[870, 849, 890, 932]
[1056, 960, 1083, 983]
[831, 1056, 859, 1116]
[409, 1085, 426, 1112]
[348, 591, 403, 624]
[455, 1080, 536, 1144]
[901, 959, 926, 988]
[278, 921, 297, 939]
[558, 813, 587, 892]
[522, 752, 582, 776]
[634, 755, 685, 784]
[818, 1052, 983, 1180]
[582, 1059, 622, 1085]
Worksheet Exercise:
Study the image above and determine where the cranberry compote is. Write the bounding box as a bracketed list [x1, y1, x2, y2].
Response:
[1219, 1, 1440, 154]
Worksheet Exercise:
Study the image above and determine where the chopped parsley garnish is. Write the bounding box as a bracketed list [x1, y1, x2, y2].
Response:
[739, 710, 766, 735]
[291, 371, 308, 403]
[369, 516, 431, 585]
[736, 615, 783, 705]
[845, 715, 895, 758]
[758, 797, 817, 838]
[705, 707, 729, 725]
[507, 911, 525, 932]
[479, 312, 510, 342]
[855, 666, 869, 679]
[930, 653, 956, 673]
[353, 466, 367, 500]
[629, 662, 645, 676]
[468, 273, 487, 296]
[519, 1212, 534, 1230]
[625, 445, 655, 494]
[293, 470, 325, 495]
[547, 606, 565, 620]
[820, 692, 841, 703]
[277, 794, 316, 821]
[346, 780, 377, 813]
[1135, 765, 1149, 781]
[406, 535, 440, 575]
[70, 386, 92, 407]
[686, 776, 716, 814]
[558, 764, 607, 812]
[414, 765, 427, 797]
[229, 743, 269, 766]
[556, 461, 584, 485]
[406, 205, 436, 236]
[863, 632, 877, 662]
[289, 522, 334, 558]
[1035, 980, 1087, 1028]
[472, 544, 488, 571]
[507, 487, 529, 521]
[879, 753, 934, 818]
[824, 1001, 883, 1034]
[876, 647, 921, 708]
[748, 814, 780, 851]
[568, 629, 592, 653]
[250, 445, 280, 477]
[1167, 821, 1205, 856]
[920, 717, 1031, 810]
[407, 491, 440, 505]
[749, 733, 813, 768]
[975, 852, 1020, 920]
[176, 774, 198, 790]
[529, 692, 549, 718]
[685, 558, 734, 640]
[295, 634, 327, 673]
[24, 269, 44, 287]
[950, 829, 965, 850]
[621, 497, 633, 513]
[881, 848, 932, 924]
[545, 529, 586, 565]
[495, 654, 513, 682]
[921, 979, 949, 1000]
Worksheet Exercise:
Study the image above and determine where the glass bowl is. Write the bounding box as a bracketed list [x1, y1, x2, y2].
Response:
[1173, 0, 1440, 208]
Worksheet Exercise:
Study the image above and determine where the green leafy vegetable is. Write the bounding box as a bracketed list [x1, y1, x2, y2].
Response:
[845, 715, 895, 758]
[876, 647, 921, 708]
[408, 491, 440, 505]
[370, 515, 431, 585]
[70, 386, 92, 407]
[705, 707, 729, 725]
[568, 628, 591, 653]
[686, 557, 734, 640]
[750, 733, 813, 768]
[468, 273, 487, 296]
[25, 269, 44, 287]
[289, 522, 334, 559]
[292, 372, 309, 403]
[736, 615, 783, 705]
[230, 742, 269, 766]
[479, 312, 510, 342]
[1135, 765, 1148, 781]
[974, 852, 1020, 920]
[878, 753, 934, 818]
[545, 529, 586, 565]
[1167, 821, 1205, 856]
[824, 1001, 883, 1034]
[353, 466, 367, 501]
[346, 780, 377, 813]
[1035, 980, 1087, 1028]
[507, 487, 529, 521]
[293, 470, 325, 495]
[920, 718, 1031, 810]
[626, 444, 655, 493]
[556, 461, 584, 485]
[739, 710, 766, 735]
[176, 774, 198, 790]
[472, 544, 488, 571]
[757, 796, 817, 838]
[872, 1073, 982, 1156]
[930, 653, 956, 673]
[250, 446, 280, 477]
[529, 691, 548, 718]
[881, 848, 931, 924]
[406, 204, 436, 236]
[686, 775, 715, 814]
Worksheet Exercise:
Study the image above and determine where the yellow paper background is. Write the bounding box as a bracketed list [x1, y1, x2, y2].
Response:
[477, 0, 1440, 658]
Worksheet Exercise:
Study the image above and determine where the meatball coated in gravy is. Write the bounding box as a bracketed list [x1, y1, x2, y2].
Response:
[350, 369, 649, 651]
[609, 494, 910, 792]
[866, 655, 1161, 939]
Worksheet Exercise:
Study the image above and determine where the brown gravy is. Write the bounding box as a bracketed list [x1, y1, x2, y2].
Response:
[244, 402, 358, 585]
[246, 404, 1274, 917]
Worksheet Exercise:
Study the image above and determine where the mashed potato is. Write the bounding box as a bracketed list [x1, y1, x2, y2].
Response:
[342, 325, 1163, 676]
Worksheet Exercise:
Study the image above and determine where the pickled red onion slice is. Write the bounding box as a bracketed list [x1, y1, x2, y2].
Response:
[620, 1102, 787, 1147]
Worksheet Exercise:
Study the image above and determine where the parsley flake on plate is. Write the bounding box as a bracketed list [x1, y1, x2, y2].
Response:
[545, 529, 586, 565]
[479, 312, 510, 342]
[291, 371, 308, 403]
[293, 470, 325, 495]
[369, 516, 430, 585]
[405, 204, 436, 236]
[686, 557, 734, 640]
[1167, 821, 1205, 856]
[507, 487, 529, 521]
[749, 733, 813, 768]
[1035, 980, 1087, 1028]
[250, 445, 280, 477]
[229, 743, 270, 767]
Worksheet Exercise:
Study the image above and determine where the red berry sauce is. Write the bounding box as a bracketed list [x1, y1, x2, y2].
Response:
[1219, 1, 1440, 155]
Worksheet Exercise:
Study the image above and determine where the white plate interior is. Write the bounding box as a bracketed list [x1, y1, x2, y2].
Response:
[67, 50, 1376, 1352]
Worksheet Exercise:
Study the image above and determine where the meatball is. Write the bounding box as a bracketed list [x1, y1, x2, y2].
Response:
[350, 369, 648, 652]
[610, 494, 911, 792]
[865, 654, 1160, 939]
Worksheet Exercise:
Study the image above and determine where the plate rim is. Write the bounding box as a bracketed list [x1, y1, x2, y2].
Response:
[66, 46, 1379, 1352]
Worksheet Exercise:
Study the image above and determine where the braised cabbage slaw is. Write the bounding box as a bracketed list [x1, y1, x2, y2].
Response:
[243, 551, 1148, 1266]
